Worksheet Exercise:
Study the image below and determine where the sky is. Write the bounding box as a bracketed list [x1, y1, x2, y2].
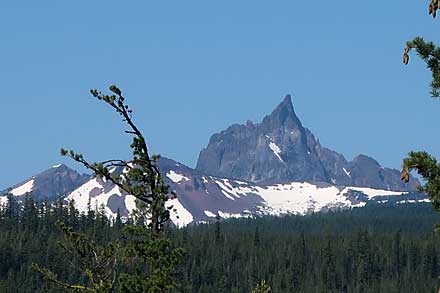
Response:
[1, 1, 439, 189]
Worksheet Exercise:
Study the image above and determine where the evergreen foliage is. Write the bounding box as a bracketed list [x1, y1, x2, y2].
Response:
[175, 204, 440, 292]
[32, 85, 183, 292]
[401, 5, 440, 237]
[403, 37, 440, 97]
[402, 151, 440, 209]
[1, 200, 440, 292]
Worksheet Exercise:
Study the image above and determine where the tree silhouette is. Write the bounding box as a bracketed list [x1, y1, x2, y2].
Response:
[33, 85, 183, 292]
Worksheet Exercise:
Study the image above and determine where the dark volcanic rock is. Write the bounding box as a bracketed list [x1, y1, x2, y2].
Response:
[196, 95, 329, 183]
[196, 95, 419, 191]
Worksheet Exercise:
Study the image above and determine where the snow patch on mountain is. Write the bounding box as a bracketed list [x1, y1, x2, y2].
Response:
[269, 142, 283, 162]
[252, 182, 348, 215]
[342, 187, 403, 199]
[220, 190, 235, 200]
[66, 178, 100, 208]
[204, 210, 216, 217]
[66, 178, 123, 217]
[66, 176, 193, 227]
[0, 196, 8, 206]
[342, 167, 351, 178]
[211, 179, 410, 217]
[396, 198, 430, 204]
[166, 171, 189, 183]
[11, 159, 425, 228]
[10, 179, 35, 196]
[218, 211, 245, 219]
[168, 198, 193, 227]
[125, 195, 137, 213]
[215, 179, 245, 200]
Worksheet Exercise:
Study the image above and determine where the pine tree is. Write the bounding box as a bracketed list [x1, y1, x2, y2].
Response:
[321, 239, 338, 291]
[4, 193, 19, 222]
[253, 226, 260, 247]
[33, 85, 184, 292]
[215, 215, 221, 243]
[401, 17, 440, 293]
[403, 37, 440, 97]
[401, 6, 440, 207]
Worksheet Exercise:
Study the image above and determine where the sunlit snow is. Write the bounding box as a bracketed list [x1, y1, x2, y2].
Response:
[168, 198, 193, 227]
[397, 198, 430, 204]
[66, 179, 123, 218]
[342, 187, 403, 199]
[65, 169, 416, 227]
[124, 195, 137, 213]
[166, 170, 190, 183]
[218, 211, 245, 219]
[215, 180, 247, 200]
[342, 167, 351, 177]
[0, 196, 8, 206]
[67, 177, 194, 227]
[212, 179, 408, 217]
[10, 179, 34, 196]
[204, 210, 216, 218]
[269, 142, 283, 162]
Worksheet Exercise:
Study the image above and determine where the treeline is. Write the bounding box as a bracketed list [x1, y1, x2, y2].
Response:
[175, 205, 440, 292]
[0, 195, 124, 292]
[1, 195, 440, 292]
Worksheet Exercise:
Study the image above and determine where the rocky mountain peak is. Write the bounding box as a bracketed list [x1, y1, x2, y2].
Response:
[278, 94, 294, 111]
[2, 164, 90, 201]
[196, 95, 329, 183]
[261, 94, 303, 132]
[196, 94, 419, 191]
[352, 154, 380, 167]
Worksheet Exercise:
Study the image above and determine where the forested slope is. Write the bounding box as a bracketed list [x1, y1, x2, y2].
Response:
[1, 197, 440, 292]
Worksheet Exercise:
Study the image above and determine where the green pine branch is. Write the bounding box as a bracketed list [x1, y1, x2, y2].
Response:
[404, 37, 440, 97]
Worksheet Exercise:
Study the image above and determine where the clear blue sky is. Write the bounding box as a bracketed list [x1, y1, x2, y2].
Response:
[1, 1, 439, 189]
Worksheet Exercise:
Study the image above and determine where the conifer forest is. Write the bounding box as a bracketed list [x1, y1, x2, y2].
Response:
[1, 196, 440, 292]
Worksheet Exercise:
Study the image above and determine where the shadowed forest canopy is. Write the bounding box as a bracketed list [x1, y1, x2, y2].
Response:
[1, 198, 440, 292]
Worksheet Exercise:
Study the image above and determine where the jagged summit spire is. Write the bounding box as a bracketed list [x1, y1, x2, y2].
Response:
[273, 94, 295, 114]
[262, 94, 301, 130]
[282, 94, 292, 105]
[275, 94, 293, 111]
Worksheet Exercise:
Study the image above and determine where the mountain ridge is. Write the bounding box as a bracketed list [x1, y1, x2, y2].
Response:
[1, 95, 424, 226]
[196, 95, 419, 191]
[1, 164, 90, 201]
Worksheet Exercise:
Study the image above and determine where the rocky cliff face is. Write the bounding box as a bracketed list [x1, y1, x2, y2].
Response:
[196, 95, 419, 191]
[196, 95, 329, 183]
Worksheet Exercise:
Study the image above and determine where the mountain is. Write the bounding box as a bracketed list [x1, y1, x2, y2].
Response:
[65, 157, 427, 227]
[0, 160, 427, 228]
[196, 95, 419, 191]
[1, 164, 90, 202]
[0, 95, 425, 227]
